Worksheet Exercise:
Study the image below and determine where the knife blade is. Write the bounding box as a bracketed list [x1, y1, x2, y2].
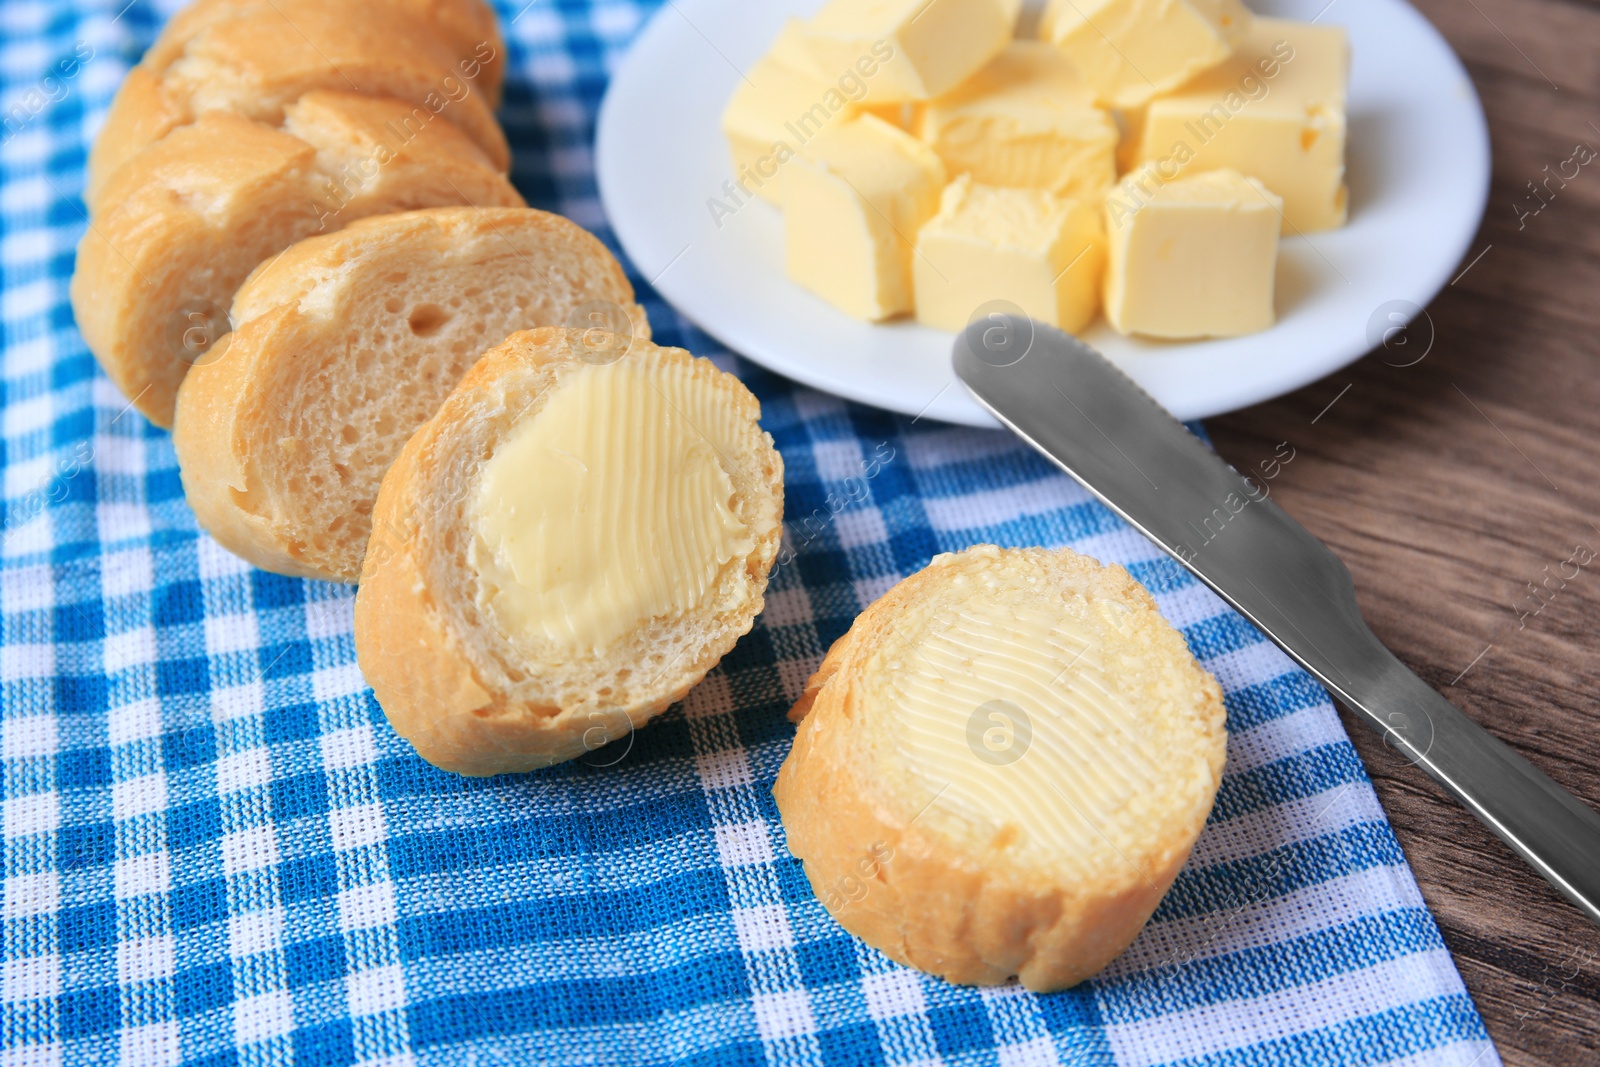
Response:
[953, 313, 1600, 925]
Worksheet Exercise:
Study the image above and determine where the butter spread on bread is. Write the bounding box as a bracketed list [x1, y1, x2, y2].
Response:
[354, 329, 784, 776]
[774, 545, 1226, 991]
[470, 359, 757, 654]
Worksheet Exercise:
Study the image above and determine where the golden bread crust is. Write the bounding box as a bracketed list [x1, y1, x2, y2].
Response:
[85, 67, 180, 208]
[141, 0, 504, 102]
[73, 94, 523, 427]
[171, 308, 335, 582]
[74, 111, 315, 427]
[86, 0, 508, 203]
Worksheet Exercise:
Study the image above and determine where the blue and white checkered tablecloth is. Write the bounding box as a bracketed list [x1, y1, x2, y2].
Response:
[0, 1, 1502, 1064]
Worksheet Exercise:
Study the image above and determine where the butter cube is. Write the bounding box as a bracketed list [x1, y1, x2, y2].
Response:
[866, 101, 921, 132]
[783, 114, 947, 321]
[917, 42, 1118, 201]
[767, 16, 824, 73]
[1131, 18, 1350, 232]
[721, 21, 860, 206]
[914, 176, 1106, 334]
[1039, 0, 1251, 109]
[1103, 165, 1281, 339]
[803, 0, 1022, 104]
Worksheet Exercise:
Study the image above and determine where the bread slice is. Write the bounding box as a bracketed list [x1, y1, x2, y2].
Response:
[85, 0, 508, 206]
[773, 545, 1227, 991]
[353, 328, 784, 776]
[71, 92, 523, 429]
[172, 207, 651, 584]
[140, 0, 504, 103]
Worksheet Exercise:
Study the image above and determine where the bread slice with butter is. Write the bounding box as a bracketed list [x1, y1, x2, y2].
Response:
[354, 328, 784, 776]
[85, 0, 508, 206]
[774, 545, 1227, 991]
[172, 207, 651, 585]
[72, 93, 524, 429]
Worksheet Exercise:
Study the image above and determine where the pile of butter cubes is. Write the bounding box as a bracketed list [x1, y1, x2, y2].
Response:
[720, 0, 1349, 340]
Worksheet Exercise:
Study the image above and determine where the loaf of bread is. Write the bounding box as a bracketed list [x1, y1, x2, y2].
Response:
[353, 328, 784, 776]
[72, 93, 523, 428]
[773, 545, 1227, 991]
[85, 0, 507, 207]
[173, 208, 652, 584]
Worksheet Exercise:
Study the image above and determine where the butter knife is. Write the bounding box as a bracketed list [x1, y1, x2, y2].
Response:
[953, 315, 1600, 924]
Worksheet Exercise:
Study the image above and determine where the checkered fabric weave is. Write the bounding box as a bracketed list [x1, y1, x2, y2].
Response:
[0, 0, 1501, 1064]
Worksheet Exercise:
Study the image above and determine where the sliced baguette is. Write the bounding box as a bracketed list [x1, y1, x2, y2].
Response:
[353, 328, 784, 776]
[72, 93, 523, 429]
[85, 0, 508, 206]
[140, 0, 504, 103]
[172, 207, 650, 584]
[774, 545, 1227, 991]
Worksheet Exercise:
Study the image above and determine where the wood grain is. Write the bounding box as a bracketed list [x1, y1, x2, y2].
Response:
[1207, 0, 1600, 1060]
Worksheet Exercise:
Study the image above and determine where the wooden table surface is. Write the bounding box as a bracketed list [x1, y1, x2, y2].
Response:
[1207, 0, 1600, 1060]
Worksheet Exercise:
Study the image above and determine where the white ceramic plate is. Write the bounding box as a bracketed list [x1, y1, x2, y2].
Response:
[596, 0, 1489, 426]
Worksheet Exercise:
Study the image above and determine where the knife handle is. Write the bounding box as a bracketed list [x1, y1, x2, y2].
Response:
[1189, 534, 1600, 925]
[1349, 651, 1600, 923]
